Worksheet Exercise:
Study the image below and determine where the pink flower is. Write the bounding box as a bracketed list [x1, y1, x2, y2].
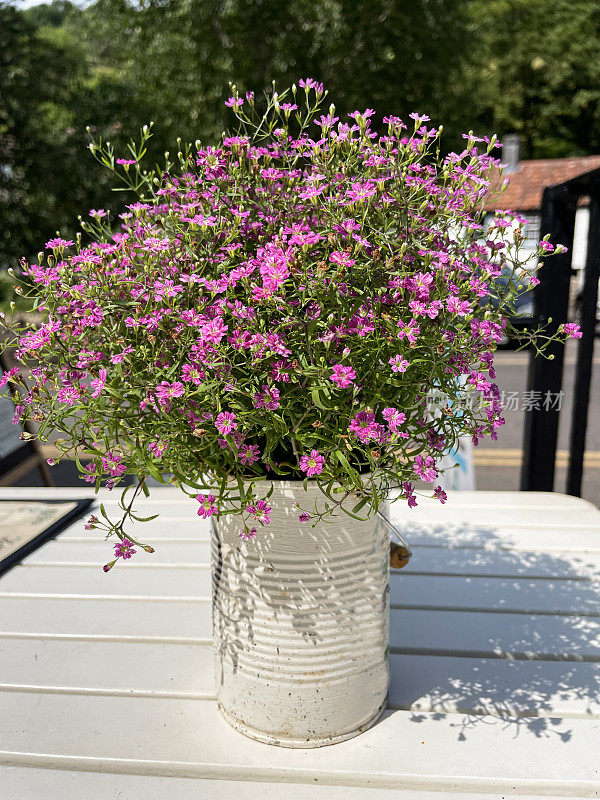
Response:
[45, 238, 73, 249]
[298, 512, 311, 522]
[239, 444, 260, 466]
[81, 463, 97, 484]
[116, 158, 137, 166]
[0, 366, 19, 388]
[196, 493, 218, 518]
[345, 181, 377, 203]
[57, 385, 82, 406]
[564, 323, 582, 339]
[329, 364, 356, 388]
[111, 346, 134, 364]
[225, 96, 244, 109]
[382, 407, 406, 432]
[298, 78, 324, 95]
[299, 449, 325, 477]
[246, 499, 271, 525]
[114, 538, 136, 559]
[215, 411, 237, 435]
[349, 411, 377, 443]
[389, 355, 409, 373]
[239, 525, 258, 540]
[155, 381, 185, 407]
[253, 385, 280, 411]
[90, 369, 107, 398]
[149, 438, 168, 457]
[329, 251, 356, 268]
[101, 452, 126, 477]
[181, 363, 205, 385]
[402, 481, 418, 508]
[434, 486, 447, 504]
[414, 454, 437, 483]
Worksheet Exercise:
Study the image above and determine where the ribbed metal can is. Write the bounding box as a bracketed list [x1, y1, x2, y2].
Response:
[211, 480, 390, 747]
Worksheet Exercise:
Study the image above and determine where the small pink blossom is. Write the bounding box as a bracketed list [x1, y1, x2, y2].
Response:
[329, 364, 356, 388]
[215, 411, 237, 435]
[299, 449, 325, 477]
[253, 385, 280, 411]
[434, 486, 447, 504]
[114, 538, 136, 559]
[382, 407, 406, 432]
[564, 323, 582, 339]
[239, 444, 260, 466]
[90, 369, 107, 398]
[414, 454, 437, 483]
[389, 355, 409, 373]
[246, 499, 272, 525]
[196, 493, 218, 518]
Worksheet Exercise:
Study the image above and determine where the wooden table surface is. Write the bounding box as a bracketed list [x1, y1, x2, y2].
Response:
[1, 487, 599, 799]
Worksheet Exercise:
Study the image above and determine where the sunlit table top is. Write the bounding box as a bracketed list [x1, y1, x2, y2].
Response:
[1, 487, 599, 799]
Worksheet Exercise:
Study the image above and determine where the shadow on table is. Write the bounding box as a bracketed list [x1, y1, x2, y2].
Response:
[388, 521, 600, 742]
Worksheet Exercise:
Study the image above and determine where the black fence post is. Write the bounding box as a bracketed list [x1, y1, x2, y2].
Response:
[520, 186, 576, 491]
[567, 191, 600, 496]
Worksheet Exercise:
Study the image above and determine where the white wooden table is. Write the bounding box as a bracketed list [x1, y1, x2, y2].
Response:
[1, 487, 599, 799]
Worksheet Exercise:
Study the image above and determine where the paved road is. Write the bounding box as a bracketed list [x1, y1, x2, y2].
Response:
[476, 340, 600, 506]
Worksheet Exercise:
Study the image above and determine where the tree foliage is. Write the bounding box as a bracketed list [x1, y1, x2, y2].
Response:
[2, 0, 600, 269]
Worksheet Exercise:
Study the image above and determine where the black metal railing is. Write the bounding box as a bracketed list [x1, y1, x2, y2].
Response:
[520, 168, 600, 495]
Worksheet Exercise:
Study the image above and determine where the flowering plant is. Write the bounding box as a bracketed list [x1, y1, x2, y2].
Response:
[1, 80, 580, 569]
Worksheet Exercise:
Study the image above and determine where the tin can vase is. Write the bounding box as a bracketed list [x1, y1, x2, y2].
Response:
[211, 480, 390, 747]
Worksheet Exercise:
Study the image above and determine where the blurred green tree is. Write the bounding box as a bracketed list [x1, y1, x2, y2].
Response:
[465, 0, 600, 158]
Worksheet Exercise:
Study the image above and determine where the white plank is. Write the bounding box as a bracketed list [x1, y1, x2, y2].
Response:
[391, 573, 600, 615]
[388, 653, 600, 718]
[0, 638, 214, 698]
[62, 516, 210, 540]
[2, 638, 599, 719]
[0, 565, 213, 596]
[2, 597, 599, 659]
[24, 540, 212, 564]
[2, 767, 582, 800]
[5, 564, 600, 617]
[27, 539, 600, 580]
[0, 596, 212, 640]
[0, 693, 599, 795]
[399, 545, 600, 578]
[393, 521, 600, 551]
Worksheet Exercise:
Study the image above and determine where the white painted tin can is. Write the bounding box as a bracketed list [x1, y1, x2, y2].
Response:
[211, 480, 390, 747]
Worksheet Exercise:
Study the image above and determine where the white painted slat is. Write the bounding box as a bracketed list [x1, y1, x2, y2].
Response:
[27, 538, 600, 580]
[388, 608, 600, 658]
[393, 522, 600, 551]
[2, 638, 599, 719]
[0, 693, 598, 795]
[2, 597, 599, 659]
[24, 540, 212, 564]
[391, 573, 600, 615]
[0, 565, 212, 596]
[400, 545, 600, 578]
[0, 596, 212, 640]
[5, 563, 600, 617]
[62, 516, 209, 540]
[388, 654, 600, 718]
[3, 767, 582, 800]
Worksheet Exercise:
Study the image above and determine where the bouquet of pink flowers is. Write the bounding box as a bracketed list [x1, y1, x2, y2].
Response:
[0, 80, 579, 569]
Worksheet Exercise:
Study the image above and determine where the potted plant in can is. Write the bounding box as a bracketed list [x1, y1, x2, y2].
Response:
[1, 79, 580, 747]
